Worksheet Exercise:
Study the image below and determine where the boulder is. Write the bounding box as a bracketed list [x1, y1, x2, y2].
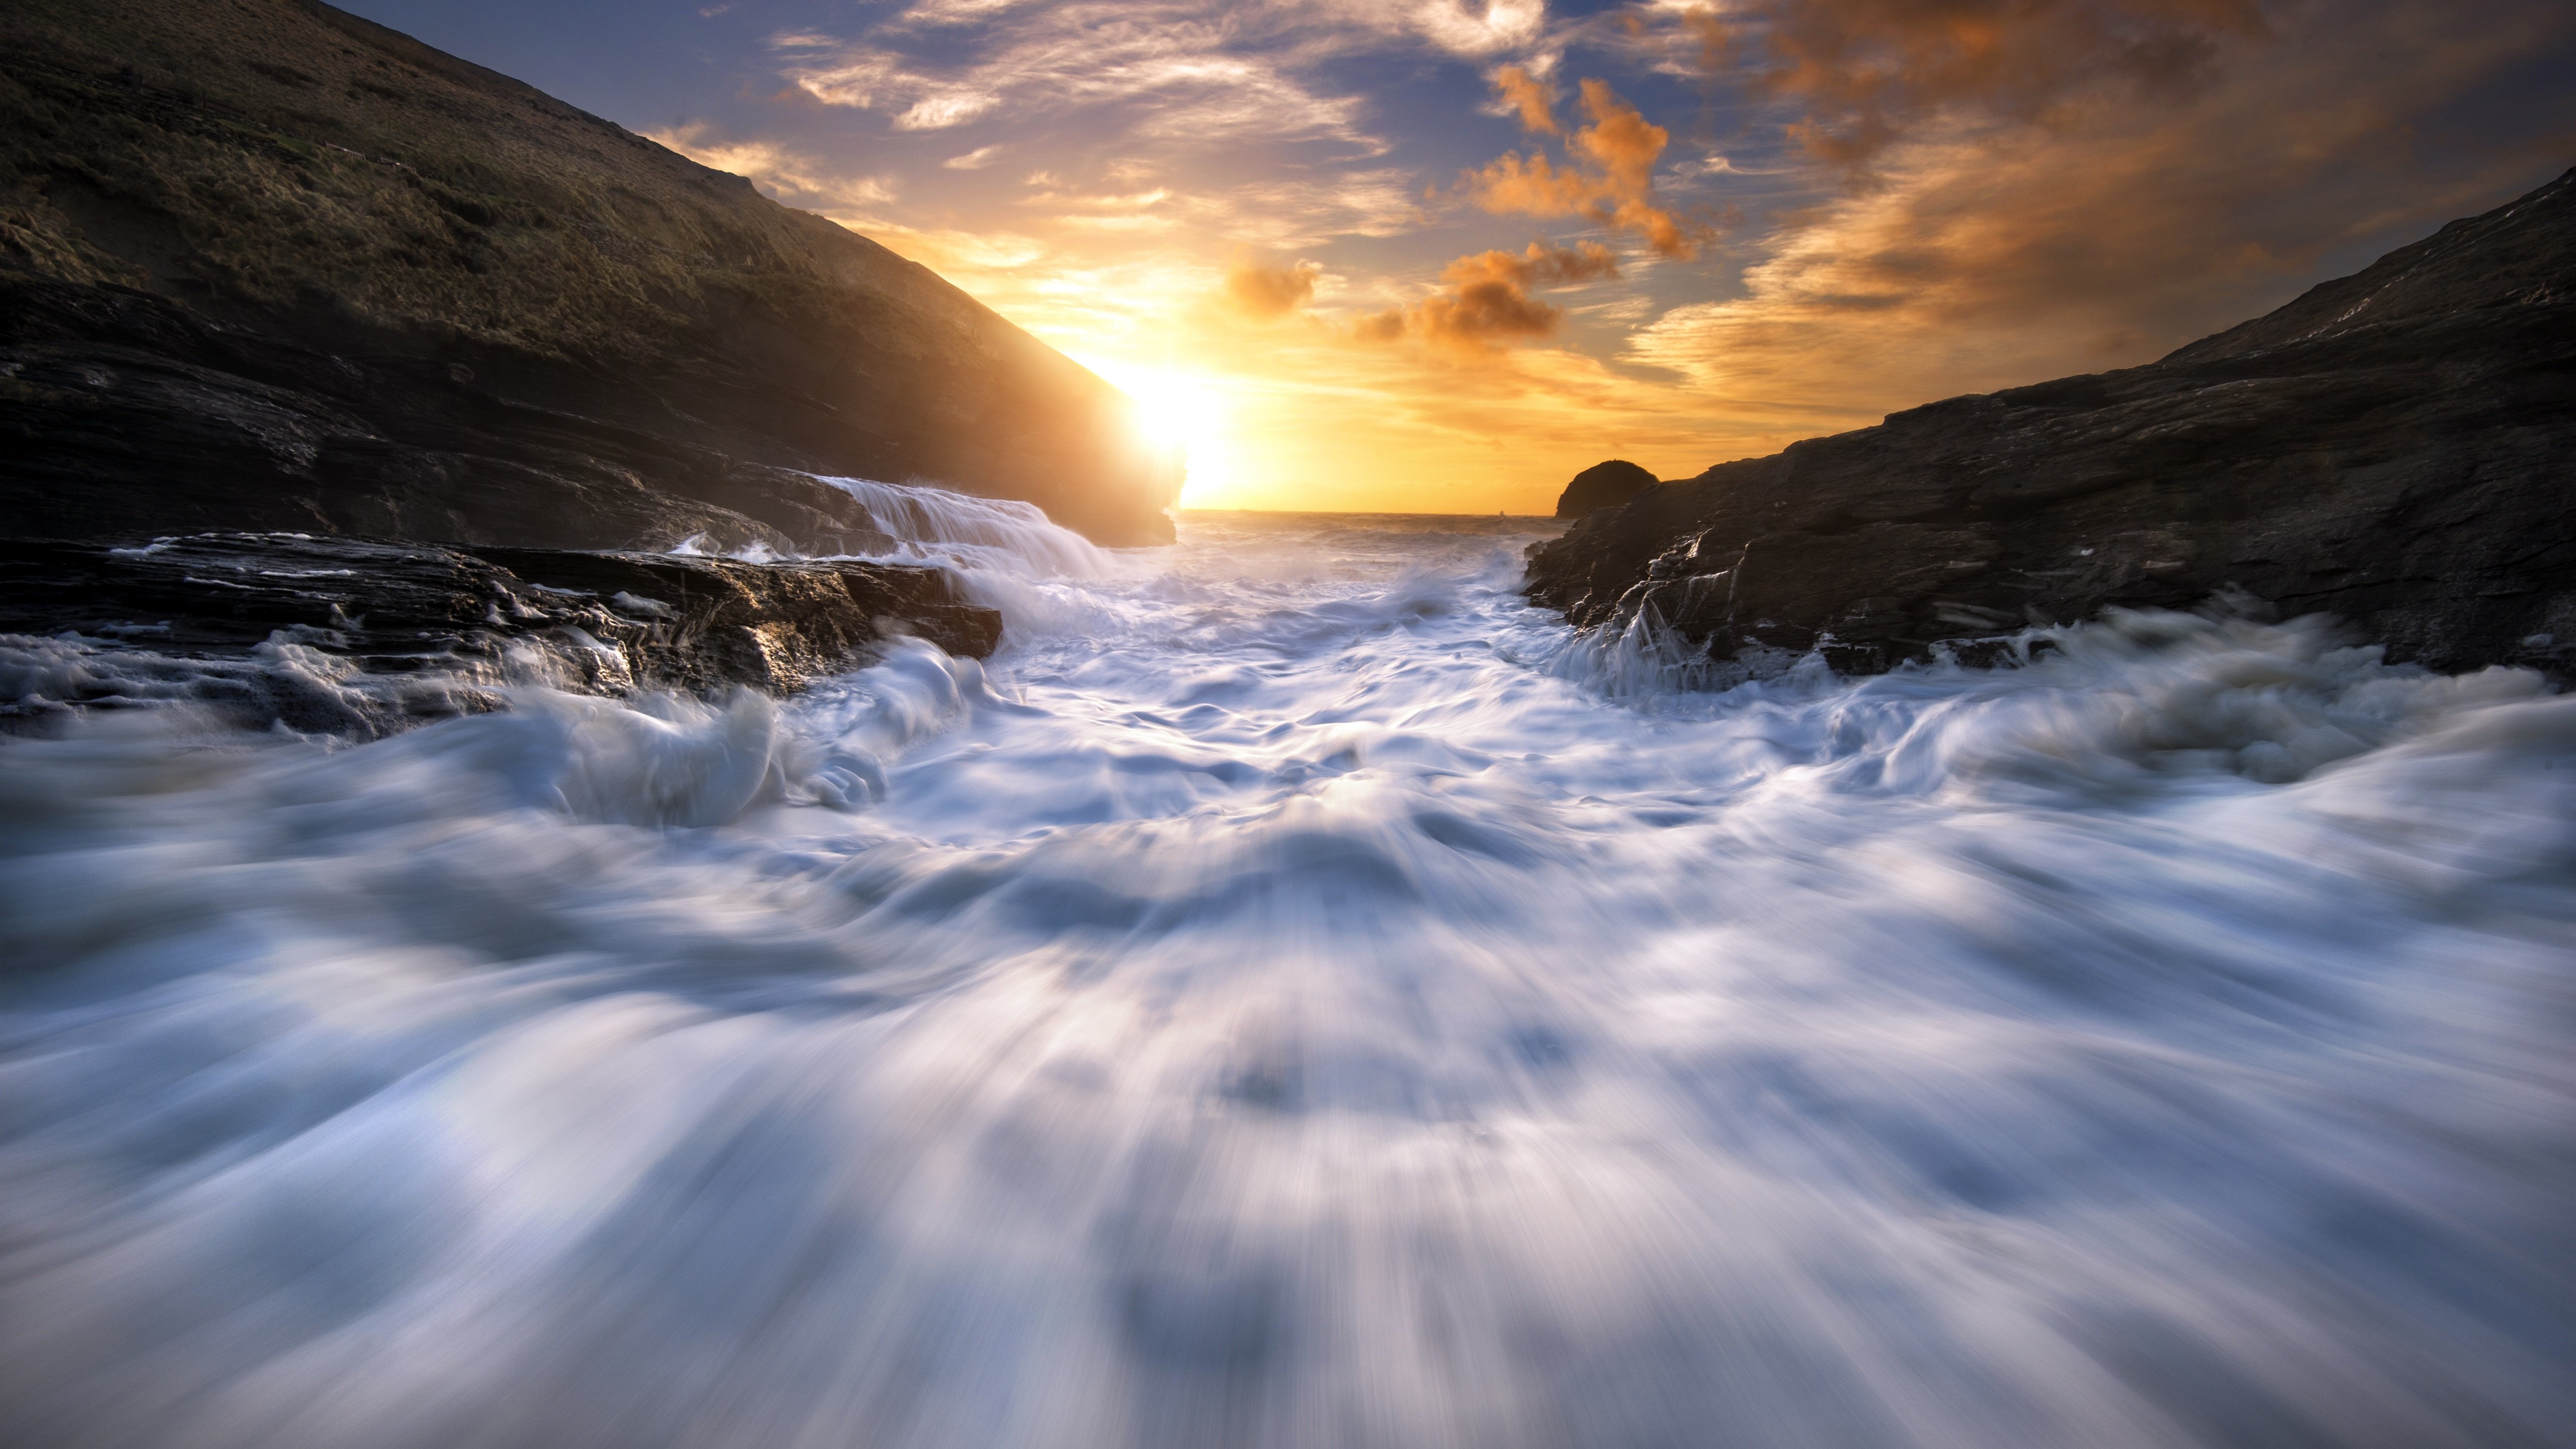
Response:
[1554, 460, 1659, 518]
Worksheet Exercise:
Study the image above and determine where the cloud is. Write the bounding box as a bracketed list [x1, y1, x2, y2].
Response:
[772, 7, 1379, 148]
[1224, 260, 1323, 317]
[771, 2, 1574, 156]
[776, 46, 913, 108]
[1360, 240, 1621, 348]
[901, 0, 1038, 23]
[1362, 281, 1561, 348]
[1186, 171, 1422, 246]
[1464, 79, 1705, 257]
[1466, 239, 1621, 286]
[1025, 185, 1174, 210]
[643, 124, 894, 207]
[1665, 0, 2272, 171]
[897, 93, 1000, 130]
[1021, 179, 1186, 230]
[944, 145, 1005, 169]
[1020, 170, 1418, 252]
[1625, 0, 2576, 420]
[1406, 0, 1550, 56]
[1490, 63, 1559, 132]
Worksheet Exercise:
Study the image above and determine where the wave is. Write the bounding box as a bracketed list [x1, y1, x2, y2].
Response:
[2, 507, 2569, 1448]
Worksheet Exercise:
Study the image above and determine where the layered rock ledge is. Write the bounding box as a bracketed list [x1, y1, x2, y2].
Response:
[0, 534, 999, 736]
[1526, 168, 2576, 679]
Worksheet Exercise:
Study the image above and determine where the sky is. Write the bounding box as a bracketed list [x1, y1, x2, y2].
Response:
[341, 0, 2576, 514]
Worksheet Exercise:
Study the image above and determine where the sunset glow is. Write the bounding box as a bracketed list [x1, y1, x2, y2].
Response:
[1073, 357, 1245, 509]
[10, 0, 2573, 1440]
[356, 0, 2573, 516]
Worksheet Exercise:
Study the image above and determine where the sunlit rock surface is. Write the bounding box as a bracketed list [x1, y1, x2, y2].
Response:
[1526, 168, 2576, 677]
[0, 0, 1181, 549]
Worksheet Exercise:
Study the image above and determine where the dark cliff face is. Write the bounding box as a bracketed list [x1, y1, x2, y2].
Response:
[1525, 168, 2576, 679]
[0, 0, 1182, 549]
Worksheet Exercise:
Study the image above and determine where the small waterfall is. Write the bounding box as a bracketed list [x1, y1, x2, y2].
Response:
[813, 474, 1115, 578]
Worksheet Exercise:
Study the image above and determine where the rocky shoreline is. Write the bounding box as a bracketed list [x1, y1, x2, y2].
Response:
[0, 0, 1177, 738]
[0, 533, 998, 737]
[1527, 168, 2576, 681]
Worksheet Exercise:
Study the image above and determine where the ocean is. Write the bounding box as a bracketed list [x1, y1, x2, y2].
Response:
[3, 497, 2570, 1448]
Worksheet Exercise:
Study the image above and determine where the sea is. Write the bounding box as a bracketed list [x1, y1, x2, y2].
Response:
[3, 490, 2570, 1448]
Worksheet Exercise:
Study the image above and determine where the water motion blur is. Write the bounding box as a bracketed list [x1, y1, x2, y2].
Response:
[3, 502, 2570, 1449]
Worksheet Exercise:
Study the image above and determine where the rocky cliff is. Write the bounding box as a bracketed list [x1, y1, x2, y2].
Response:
[0, 0, 1182, 551]
[1526, 168, 2576, 679]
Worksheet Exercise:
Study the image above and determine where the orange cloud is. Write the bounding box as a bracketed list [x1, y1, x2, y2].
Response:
[1223, 260, 1321, 318]
[1491, 64, 1559, 133]
[1627, 0, 2576, 424]
[1464, 80, 1705, 258]
[1387, 277, 1562, 347]
[1359, 242, 1622, 350]
[1450, 240, 1622, 289]
[1685, 0, 2272, 170]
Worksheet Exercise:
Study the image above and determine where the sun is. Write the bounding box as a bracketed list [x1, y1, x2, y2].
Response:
[1074, 356, 1243, 509]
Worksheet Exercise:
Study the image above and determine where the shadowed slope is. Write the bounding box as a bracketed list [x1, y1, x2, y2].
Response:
[0, 0, 1181, 548]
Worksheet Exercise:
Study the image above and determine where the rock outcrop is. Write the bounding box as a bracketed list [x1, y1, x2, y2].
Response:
[0, 0, 1181, 550]
[1555, 460, 1659, 519]
[1525, 168, 2576, 679]
[0, 533, 1001, 736]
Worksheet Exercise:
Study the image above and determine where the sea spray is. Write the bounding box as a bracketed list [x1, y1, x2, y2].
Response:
[816, 474, 1114, 578]
[1, 508, 2569, 1449]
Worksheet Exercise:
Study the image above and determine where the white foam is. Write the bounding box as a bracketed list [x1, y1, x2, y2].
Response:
[2, 512, 2569, 1447]
[813, 473, 1115, 578]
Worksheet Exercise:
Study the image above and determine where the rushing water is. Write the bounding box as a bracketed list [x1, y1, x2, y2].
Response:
[3, 504, 2572, 1449]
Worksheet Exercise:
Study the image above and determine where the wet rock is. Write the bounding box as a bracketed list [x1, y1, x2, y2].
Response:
[1555, 459, 1660, 519]
[1525, 168, 2576, 679]
[0, 533, 1000, 735]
